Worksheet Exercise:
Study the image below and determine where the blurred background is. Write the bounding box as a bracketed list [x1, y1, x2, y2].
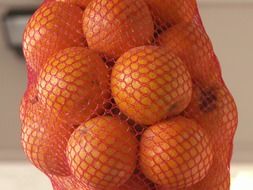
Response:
[0, 0, 252, 189]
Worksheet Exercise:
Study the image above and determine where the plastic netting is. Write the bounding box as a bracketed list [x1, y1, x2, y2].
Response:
[20, 0, 238, 189]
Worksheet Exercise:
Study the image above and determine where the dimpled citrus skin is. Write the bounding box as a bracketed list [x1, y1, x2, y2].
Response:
[111, 46, 192, 125]
[23, 1, 85, 74]
[37, 47, 109, 125]
[83, 0, 154, 58]
[157, 22, 221, 85]
[139, 116, 214, 189]
[66, 116, 138, 189]
[144, 0, 196, 25]
[57, 0, 92, 8]
[21, 99, 74, 176]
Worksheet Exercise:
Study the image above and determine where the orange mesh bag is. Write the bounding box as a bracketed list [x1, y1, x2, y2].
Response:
[20, 0, 238, 189]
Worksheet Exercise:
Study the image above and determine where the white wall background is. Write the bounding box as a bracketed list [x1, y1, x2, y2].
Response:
[0, 0, 252, 162]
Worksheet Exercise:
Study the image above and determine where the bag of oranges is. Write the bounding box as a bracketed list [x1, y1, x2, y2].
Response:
[20, 0, 238, 189]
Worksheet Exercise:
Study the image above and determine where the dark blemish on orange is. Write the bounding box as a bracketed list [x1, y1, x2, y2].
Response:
[199, 88, 217, 112]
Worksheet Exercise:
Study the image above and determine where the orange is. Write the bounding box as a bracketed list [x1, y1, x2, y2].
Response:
[20, 83, 38, 123]
[52, 174, 150, 190]
[144, 0, 196, 25]
[57, 0, 92, 8]
[51, 175, 94, 190]
[23, 2, 85, 74]
[20, 96, 27, 123]
[185, 156, 230, 190]
[184, 82, 238, 162]
[111, 46, 192, 125]
[157, 22, 221, 85]
[112, 174, 151, 190]
[139, 116, 214, 189]
[37, 47, 109, 125]
[27, 64, 37, 83]
[157, 22, 194, 57]
[83, 0, 154, 58]
[160, 164, 229, 190]
[51, 175, 150, 190]
[21, 100, 74, 176]
[66, 116, 138, 189]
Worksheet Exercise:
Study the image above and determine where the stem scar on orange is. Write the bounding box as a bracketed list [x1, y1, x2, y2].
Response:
[37, 47, 109, 125]
[139, 116, 214, 189]
[111, 46, 192, 125]
[83, 0, 154, 58]
[23, 1, 85, 74]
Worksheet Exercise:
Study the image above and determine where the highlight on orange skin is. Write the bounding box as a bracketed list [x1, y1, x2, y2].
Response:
[83, 0, 154, 58]
[139, 116, 214, 189]
[23, 1, 85, 74]
[111, 46, 192, 125]
[37, 47, 109, 125]
[66, 116, 138, 189]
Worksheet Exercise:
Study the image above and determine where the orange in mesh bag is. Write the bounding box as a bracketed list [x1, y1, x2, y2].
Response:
[144, 0, 197, 25]
[184, 82, 238, 163]
[36, 47, 109, 125]
[20, 0, 238, 189]
[57, 0, 92, 8]
[83, 0, 154, 58]
[23, 1, 86, 75]
[20, 86, 74, 176]
[139, 116, 214, 189]
[51, 173, 152, 190]
[66, 116, 138, 189]
[111, 46, 192, 125]
[156, 21, 221, 86]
